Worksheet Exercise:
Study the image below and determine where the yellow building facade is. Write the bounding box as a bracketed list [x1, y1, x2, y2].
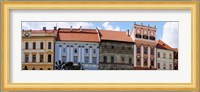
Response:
[22, 28, 55, 70]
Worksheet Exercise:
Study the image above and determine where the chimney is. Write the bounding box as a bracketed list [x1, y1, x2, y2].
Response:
[126, 29, 129, 36]
[30, 29, 32, 32]
[22, 29, 24, 31]
[70, 26, 72, 31]
[148, 24, 150, 27]
[43, 27, 46, 30]
[54, 27, 57, 30]
[134, 22, 136, 25]
[80, 26, 82, 31]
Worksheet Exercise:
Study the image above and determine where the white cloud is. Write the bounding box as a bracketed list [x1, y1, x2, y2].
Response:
[102, 22, 120, 31]
[161, 22, 179, 48]
[22, 22, 95, 30]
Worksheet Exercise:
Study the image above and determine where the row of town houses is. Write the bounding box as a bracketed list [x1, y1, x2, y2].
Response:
[22, 23, 178, 70]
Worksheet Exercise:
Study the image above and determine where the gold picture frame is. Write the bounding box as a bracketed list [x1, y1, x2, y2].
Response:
[1, 1, 199, 91]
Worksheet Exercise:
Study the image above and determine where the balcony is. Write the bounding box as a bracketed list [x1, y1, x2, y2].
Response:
[150, 36, 155, 40]
[135, 34, 141, 38]
[143, 35, 148, 39]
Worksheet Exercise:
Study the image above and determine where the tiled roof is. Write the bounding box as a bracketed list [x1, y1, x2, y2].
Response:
[157, 40, 174, 51]
[99, 30, 134, 43]
[57, 28, 100, 43]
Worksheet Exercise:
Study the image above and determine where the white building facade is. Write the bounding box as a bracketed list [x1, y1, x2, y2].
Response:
[156, 48, 174, 70]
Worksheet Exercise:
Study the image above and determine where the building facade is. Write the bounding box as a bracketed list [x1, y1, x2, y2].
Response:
[54, 28, 100, 70]
[156, 40, 174, 70]
[99, 30, 134, 70]
[130, 23, 157, 70]
[22, 27, 55, 70]
[173, 48, 178, 70]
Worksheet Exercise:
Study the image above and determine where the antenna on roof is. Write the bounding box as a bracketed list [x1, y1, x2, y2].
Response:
[80, 26, 82, 31]
[70, 26, 72, 31]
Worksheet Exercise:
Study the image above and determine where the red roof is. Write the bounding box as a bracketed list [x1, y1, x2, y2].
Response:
[157, 40, 174, 51]
[99, 30, 134, 43]
[57, 28, 100, 43]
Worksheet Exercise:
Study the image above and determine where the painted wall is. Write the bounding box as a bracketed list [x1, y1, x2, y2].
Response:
[55, 41, 99, 70]
[157, 48, 174, 70]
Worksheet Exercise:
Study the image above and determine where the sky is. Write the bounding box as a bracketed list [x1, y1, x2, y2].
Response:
[22, 21, 178, 48]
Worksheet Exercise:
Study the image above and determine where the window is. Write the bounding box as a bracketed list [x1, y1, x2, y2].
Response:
[135, 34, 141, 38]
[32, 55, 36, 62]
[169, 64, 172, 70]
[137, 47, 140, 53]
[40, 54, 44, 62]
[157, 63, 160, 69]
[143, 35, 148, 39]
[48, 42, 51, 49]
[158, 52, 160, 58]
[144, 58, 147, 66]
[128, 47, 131, 50]
[63, 48, 66, 52]
[25, 42, 29, 49]
[112, 46, 115, 49]
[48, 68, 51, 70]
[40, 68, 43, 70]
[151, 48, 154, 55]
[104, 45, 107, 48]
[33, 42, 36, 49]
[85, 56, 89, 64]
[48, 55, 51, 62]
[151, 59, 154, 66]
[93, 49, 96, 54]
[103, 56, 107, 63]
[163, 53, 166, 58]
[144, 48, 148, 54]
[32, 67, 35, 70]
[163, 63, 166, 69]
[40, 42, 43, 49]
[129, 58, 132, 64]
[74, 48, 77, 53]
[137, 58, 140, 65]
[25, 54, 29, 62]
[92, 57, 97, 64]
[62, 56, 66, 62]
[111, 56, 114, 63]
[121, 57, 124, 63]
[169, 54, 172, 59]
[74, 56, 78, 64]
[85, 49, 88, 53]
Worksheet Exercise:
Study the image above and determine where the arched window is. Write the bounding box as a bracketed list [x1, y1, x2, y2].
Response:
[32, 67, 35, 70]
[48, 68, 51, 70]
[40, 68, 43, 70]
[24, 66, 28, 70]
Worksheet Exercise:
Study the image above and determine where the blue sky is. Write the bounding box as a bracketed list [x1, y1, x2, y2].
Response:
[22, 21, 178, 48]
